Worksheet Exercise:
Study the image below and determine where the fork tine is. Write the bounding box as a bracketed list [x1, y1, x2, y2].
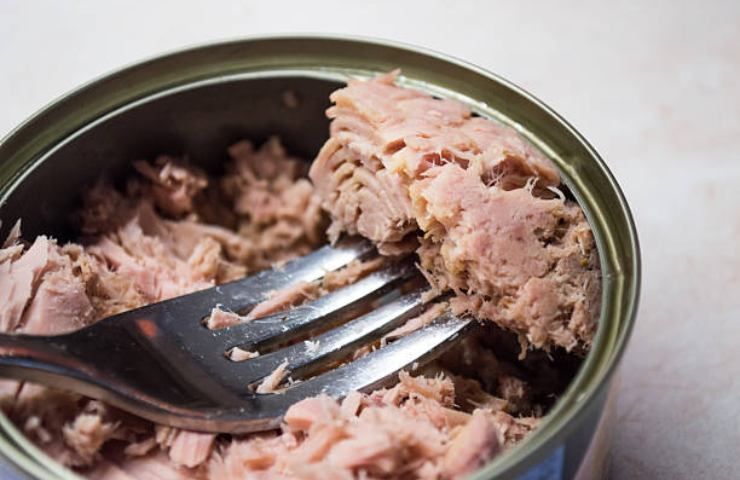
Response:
[275, 313, 472, 398]
[217, 289, 427, 388]
[213, 261, 418, 349]
[132, 236, 377, 324]
[210, 236, 376, 312]
[93, 236, 377, 345]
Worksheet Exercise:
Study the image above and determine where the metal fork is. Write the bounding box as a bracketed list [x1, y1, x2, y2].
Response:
[0, 237, 471, 433]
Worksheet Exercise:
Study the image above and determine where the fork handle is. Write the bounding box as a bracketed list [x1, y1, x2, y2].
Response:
[0, 332, 100, 391]
[0, 328, 238, 414]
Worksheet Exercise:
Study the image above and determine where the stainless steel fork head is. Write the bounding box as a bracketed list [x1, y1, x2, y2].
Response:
[0, 237, 471, 433]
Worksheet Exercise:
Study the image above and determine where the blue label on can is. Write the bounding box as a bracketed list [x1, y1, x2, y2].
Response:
[518, 445, 564, 480]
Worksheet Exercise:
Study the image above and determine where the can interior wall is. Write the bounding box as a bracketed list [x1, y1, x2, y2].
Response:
[0, 36, 640, 479]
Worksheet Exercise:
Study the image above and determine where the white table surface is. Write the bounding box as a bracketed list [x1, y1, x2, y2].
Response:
[2, 1, 738, 478]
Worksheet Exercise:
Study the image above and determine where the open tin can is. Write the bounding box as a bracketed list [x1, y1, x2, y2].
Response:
[0, 36, 640, 479]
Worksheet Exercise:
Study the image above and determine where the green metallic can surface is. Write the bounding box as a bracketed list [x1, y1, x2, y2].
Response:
[0, 36, 640, 479]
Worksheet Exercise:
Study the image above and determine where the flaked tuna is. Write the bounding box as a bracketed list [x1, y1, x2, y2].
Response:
[208, 372, 536, 479]
[0, 138, 328, 474]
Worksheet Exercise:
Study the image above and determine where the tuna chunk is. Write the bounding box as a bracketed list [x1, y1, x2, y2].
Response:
[0, 236, 94, 335]
[209, 432, 298, 477]
[227, 347, 260, 362]
[320, 256, 385, 291]
[245, 281, 320, 320]
[383, 302, 449, 343]
[311, 73, 600, 351]
[311, 137, 417, 252]
[133, 156, 208, 217]
[206, 307, 241, 329]
[62, 408, 118, 466]
[310, 72, 559, 254]
[21, 267, 95, 335]
[415, 163, 600, 351]
[167, 430, 216, 468]
[443, 410, 501, 479]
[222, 137, 327, 268]
[284, 395, 341, 431]
[255, 360, 290, 394]
[0, 236, 62, 332]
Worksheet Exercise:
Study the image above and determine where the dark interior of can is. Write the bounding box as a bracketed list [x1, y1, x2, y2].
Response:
[0, 76, 342, 241]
